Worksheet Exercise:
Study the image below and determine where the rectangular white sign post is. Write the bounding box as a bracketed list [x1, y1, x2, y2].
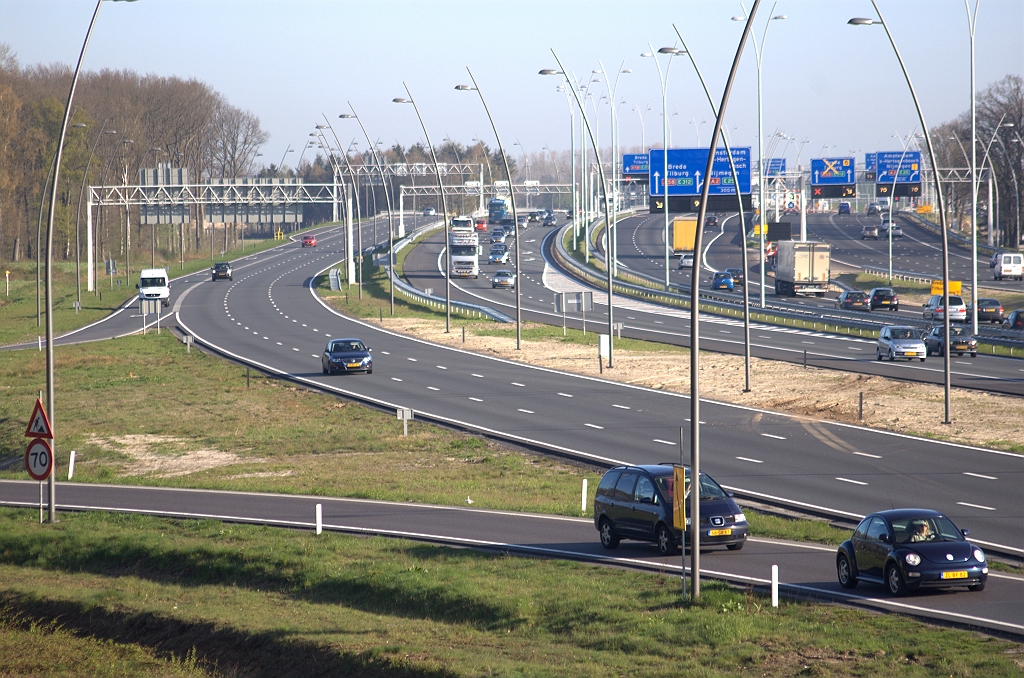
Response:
[599, 334, 610, 359]
[397, 407, 414, 436]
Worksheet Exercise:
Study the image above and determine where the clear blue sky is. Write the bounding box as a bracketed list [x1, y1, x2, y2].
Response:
[3, 1, 1021, 169]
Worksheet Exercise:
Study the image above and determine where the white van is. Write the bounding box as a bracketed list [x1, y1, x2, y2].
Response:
[994, 253, 1023, 281]
[137, 268, 171, 307]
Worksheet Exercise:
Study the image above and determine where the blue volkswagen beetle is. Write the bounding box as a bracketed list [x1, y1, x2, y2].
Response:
[836, 509, 987, 596]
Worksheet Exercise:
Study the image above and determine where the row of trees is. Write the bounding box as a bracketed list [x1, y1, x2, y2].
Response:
[0, 43, 268, 265]
[931, 75, 1023, 247]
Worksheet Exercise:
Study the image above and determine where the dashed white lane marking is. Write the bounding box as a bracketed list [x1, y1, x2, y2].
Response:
[471, 373, 484, 378]
[518, 408, 534, 414]
[957, 501, 996, 511]
[468, 397, 483, 402]
[302, 323, 307, 327]
[584, 423, 604, 429]
[836, 477, 868, 486]
[962, 472, 997, 480]
[512, 382, 525, 387]
[854, 452, 882, 459]
[244, 326, 250, 330]
[612, 404, 631, 409]
[436, 366, 447, 370]
[408, 357, 417, 362]
[760, 433, 786, 440]
[391, 378, 403, 382]
[263, 336, 268, 340]
[802, 341, 815, 345]
[557, 392, 573, 398]
[736, 456, 763, 464]
[276, 342, 283, 345]
[292, 347, 299, 352]
[849, 347, 863, 351]
[311, 355, 318, 358]
[427, 386, 439, 391]
[381, 351, 390, 355]
[653, 439, 675, 446]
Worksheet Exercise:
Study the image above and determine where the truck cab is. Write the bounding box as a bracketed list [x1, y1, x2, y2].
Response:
[449, 232, 482, 279]
[137, 268, 171, 307]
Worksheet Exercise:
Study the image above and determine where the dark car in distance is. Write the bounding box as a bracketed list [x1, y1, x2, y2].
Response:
[724, 267, 745, 286]
[704, 215, 719, 228]
[838, 202, 851, 215]
[836, 290, 869, 310]
[594, 464, 748, 555]
[1002, 309, 1024, 331]
[968, 298, 1004, 324]
[212, 262, 232, 281]
[924, 325, 977, 357]
[868, 287, 899, 311]
[836, 509, 987, 596]
[321, 338, 372, 375]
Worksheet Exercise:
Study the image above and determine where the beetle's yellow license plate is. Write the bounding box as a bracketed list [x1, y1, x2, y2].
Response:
[708, 529, 732, 537]
[347, 363, 361, 368]
[941, 571, 968, 580]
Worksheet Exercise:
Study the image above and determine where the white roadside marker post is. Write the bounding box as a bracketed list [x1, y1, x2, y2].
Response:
[68, 451, 76, 480]
[315, 504, 323, 535]
[772, 564, 779, 607]
[581, 478, 588, 514]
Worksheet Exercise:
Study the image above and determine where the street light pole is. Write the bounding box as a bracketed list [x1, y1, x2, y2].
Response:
[596, 61, 630, 278]
[966, 0, 980, 335]
[542, 52, 617, 367]
[641, 46, 678, 292]
[43, 0, 129, 522]
[456, 69, 522, 350]
[734, 3, 786, 307]
[674, 23, 754, 394]
[339, 107, 396, 316]
[850, 2, 954, 424]
[557, 86, 579, 256]
[394, 85, 451, 333]
[317, 127, 362, 297]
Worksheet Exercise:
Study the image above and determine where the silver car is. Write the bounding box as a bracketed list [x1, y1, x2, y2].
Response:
[488, 248, 509, 264]
[877, 325, 927, 362]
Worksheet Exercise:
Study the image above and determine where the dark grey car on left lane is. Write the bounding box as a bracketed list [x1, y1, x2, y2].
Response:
[322, 338, 373, 375]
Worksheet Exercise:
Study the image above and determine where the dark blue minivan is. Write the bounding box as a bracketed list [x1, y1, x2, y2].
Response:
[594, 464, 748, 555]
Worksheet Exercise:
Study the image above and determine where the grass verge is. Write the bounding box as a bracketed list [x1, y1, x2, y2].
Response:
[1, 509, 1021, 677]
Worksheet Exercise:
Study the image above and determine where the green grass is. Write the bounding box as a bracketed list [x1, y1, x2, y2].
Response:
[1, 509, 1021, 677]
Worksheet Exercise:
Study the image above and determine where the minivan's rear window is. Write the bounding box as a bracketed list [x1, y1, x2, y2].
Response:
[596, 471, 621, 497]
[139, 277, 166, 287]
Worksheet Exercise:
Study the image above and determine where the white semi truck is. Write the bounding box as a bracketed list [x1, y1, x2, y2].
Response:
[773, 241, 831, 297]
[449, 232, 482, 278]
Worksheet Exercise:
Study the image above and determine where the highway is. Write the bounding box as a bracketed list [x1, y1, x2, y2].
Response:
[398, 217, 1024, 397]
[1, 480, 1020, 636]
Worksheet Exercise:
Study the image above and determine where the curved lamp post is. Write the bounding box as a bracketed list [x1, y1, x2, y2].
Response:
[78, 124, 116, 290]
[734, 4, 786, 306]
[541, 53, 617, 367]
[394, 85, 452, 333]
[339, 106, 396, 316]
[850, 3, 953, 424]
[43, 0, 137, 522]
[316, 126, 363, 298]
[595, 61, 630, 277]
[640, 46, 680, 292]
[673, 23, 754, 394]
[456, 70, 523, 350]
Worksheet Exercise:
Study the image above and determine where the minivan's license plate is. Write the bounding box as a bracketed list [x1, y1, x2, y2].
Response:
[941, 571, 968, 580]
[708, 529, 732, 537]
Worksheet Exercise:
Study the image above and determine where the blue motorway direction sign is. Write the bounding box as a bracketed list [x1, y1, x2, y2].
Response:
[876, 151, 922, 183]
[811, 157, 855, 185]
[648, 147, 751, 196]
[622, 153, 649, 176]
[865, 153, 877, 171]
[766, 158, 786, 176]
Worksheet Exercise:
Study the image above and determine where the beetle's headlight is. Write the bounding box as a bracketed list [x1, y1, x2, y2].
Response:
[974, 548, 985, 562]
[904, 553, 921, 566]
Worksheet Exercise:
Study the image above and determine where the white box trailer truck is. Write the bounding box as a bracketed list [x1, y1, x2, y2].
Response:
[773, 241, 830, 297]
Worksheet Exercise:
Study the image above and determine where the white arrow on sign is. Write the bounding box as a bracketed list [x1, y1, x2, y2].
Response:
[653, 171, 661, 189]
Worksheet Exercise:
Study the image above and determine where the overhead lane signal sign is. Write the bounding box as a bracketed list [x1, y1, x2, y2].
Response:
[876, 150, 922, 197]
[648, 147, 752, 197]
[810, 157, 856, 198]
[622, 153, 650, 177]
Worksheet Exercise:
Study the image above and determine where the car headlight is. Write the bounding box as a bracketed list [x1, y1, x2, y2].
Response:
[974, 548, 985, 562]
[733, 513, 747, 524]
[904, 553, 921, 566]
[361, 356, 371, 364]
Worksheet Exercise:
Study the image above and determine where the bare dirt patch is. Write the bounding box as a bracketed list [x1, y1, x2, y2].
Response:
[86, 434, 248, 477]
[368, 317, 1024, 453]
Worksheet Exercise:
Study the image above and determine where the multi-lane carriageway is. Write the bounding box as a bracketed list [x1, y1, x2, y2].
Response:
[3, 214, 1022, 635]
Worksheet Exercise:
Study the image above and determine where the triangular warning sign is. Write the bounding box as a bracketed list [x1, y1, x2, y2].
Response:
[25, 398, 53, 439]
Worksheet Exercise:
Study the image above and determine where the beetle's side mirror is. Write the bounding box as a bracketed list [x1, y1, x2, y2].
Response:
[879, 533, 891, 543]
[961, 528, 970, 537]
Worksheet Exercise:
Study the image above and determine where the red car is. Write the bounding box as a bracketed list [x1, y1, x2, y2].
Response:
[301, 235, 317, 247]
[475, 218, 487, 232]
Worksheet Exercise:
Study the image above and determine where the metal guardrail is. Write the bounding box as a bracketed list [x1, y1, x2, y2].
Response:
[551, 222, 1024, 351]
[385, 217, 513, 323]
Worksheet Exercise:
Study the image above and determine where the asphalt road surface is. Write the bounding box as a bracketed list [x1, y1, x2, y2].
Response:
[1, 480, 1020, 636]
[399, 218, 1024, 397]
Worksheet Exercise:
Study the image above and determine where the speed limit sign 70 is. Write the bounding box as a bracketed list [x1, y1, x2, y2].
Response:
[25, 439, 53, 481]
